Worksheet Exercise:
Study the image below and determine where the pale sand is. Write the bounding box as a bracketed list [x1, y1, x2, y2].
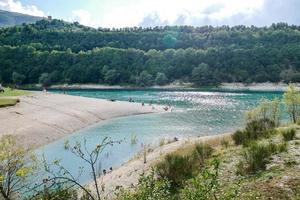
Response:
[220, 82, 300, 92]
[89, 133, 232, 199]
[0, 92, 163, 148]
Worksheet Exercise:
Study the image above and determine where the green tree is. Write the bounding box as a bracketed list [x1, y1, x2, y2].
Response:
[191, 63, 214, 86]
[283, 84, 300, 123]
[155, 72, 168, 86]
[12, 72, 25, 88]
[39, 73, 52, 88]
[0, 135, 36, 200]
[246, 98, 281, 126]
[104, 69, 120, 85]
[136, 71, 154, 87]
[162, 34, 177, 48]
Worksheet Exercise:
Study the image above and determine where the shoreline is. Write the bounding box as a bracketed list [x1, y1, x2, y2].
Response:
[219, 82, 299, 92]
[44, 82, 298, 92]
[0, 92, 164, 149]
[88, 133, 232, 198]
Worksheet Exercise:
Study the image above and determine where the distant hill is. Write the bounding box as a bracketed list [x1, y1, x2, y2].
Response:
[0, 9, 43, 27]
[0, 19, 300, 86]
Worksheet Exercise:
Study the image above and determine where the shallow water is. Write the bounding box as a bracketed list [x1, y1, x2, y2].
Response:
[36, 89, 283, 184]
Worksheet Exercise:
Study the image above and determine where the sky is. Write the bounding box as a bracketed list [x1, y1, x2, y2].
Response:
[0, 0, 299, 28]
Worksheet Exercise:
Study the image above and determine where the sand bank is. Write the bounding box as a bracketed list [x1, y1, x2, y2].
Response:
[220, 82, 300, 92]
[89, 133, 232, 199]
[0, 92, 163, 148]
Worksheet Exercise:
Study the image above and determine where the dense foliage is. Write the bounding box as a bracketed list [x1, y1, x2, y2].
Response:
[1, 19, 300, 86]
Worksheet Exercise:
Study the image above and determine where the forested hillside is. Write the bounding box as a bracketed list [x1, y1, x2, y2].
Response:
[1, 19, 300, 86]
[0, 10, 43, 27]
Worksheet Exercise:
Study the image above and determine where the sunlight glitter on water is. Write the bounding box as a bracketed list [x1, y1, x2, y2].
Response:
[39, 89, 283, 184]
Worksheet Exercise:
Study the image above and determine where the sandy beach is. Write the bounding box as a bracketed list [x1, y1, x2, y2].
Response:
[0, 92, 163, 148]
[88, 133, 232, 199]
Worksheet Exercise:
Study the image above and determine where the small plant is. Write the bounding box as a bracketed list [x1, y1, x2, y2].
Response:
[64, 139, 70, 150]
[193, 143, 214, 167]
[159, 138, 165, 146]
[131, 134, 138, 145]
[282, 128, 296, 141]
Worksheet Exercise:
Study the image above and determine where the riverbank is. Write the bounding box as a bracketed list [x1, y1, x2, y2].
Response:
[88, 133, 232, 198]
[46, 82, 300, 92]
[32, 82, 195, 90]
[90, 124, 300, 199]
[219, 82, 300, 92]
[0, 92, 164, 148]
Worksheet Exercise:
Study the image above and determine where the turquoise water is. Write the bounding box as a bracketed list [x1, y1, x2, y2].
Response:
[36, 89, 283, 184]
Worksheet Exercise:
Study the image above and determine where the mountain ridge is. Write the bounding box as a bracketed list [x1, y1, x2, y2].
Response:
[0, 9, 44, 27]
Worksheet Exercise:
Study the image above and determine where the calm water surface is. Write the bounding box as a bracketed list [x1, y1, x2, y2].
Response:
[36, 89, 283, 184]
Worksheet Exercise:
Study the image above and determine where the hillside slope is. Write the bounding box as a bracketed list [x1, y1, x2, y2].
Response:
[0, 9, 43, 27]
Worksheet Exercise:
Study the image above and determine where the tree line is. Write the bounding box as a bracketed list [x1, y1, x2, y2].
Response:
[0, 20, 300, 86]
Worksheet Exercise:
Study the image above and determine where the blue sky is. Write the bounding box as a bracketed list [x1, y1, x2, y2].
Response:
[0, 0, 299, 28]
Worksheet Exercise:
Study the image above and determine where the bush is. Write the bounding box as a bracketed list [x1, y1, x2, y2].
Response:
[116, 171, 172, 200]
[193, 143, 214, 167]
[282, 129, 296, 141]
[232, 119, 275, 146]
[156, 153, 195, 188]
[237, 141, 287, 174]
[181, 159, 239, 200]
[29, 186, 79, 200]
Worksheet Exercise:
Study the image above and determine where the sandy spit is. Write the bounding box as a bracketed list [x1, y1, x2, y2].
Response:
[0, 92, 163, 148]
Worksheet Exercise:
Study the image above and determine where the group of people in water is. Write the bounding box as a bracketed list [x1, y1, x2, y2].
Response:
[129, 98, 173, 112]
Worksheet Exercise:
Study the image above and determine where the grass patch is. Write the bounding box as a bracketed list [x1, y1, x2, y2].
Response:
[236, 141, 287, 175]
[193, 143, 214, 167]
[281, 128, 296, 141]
[156, 153, 196, 188]
[0, 98, 19, 107]
[232, 119, 276, 146]
[0, 87, 30, 97]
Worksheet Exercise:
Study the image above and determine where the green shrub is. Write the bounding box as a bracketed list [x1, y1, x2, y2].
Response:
[282, 129, 296, 141]
[29, 186, 79, 200]
[237, 141, 287, 174]
[193, 143, 214, 167]
[232, 119, 275, 146]
[181, 159, 239, 200]
[232, 130, 245, 146]
[156, 153, 195, 188]
[116, 171, 172, 200]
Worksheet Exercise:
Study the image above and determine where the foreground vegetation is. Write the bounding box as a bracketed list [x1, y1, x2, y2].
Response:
[1, 20, 300, 87]
[0, 88, 29, 107]
[1, 84, 300, 200]
[0, 88, 29, 97]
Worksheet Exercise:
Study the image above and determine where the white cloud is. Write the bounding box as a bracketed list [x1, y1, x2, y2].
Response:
[0, 0, 44, 16]
[71, 9, 94, 27]
[100, 0, 265, 27]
